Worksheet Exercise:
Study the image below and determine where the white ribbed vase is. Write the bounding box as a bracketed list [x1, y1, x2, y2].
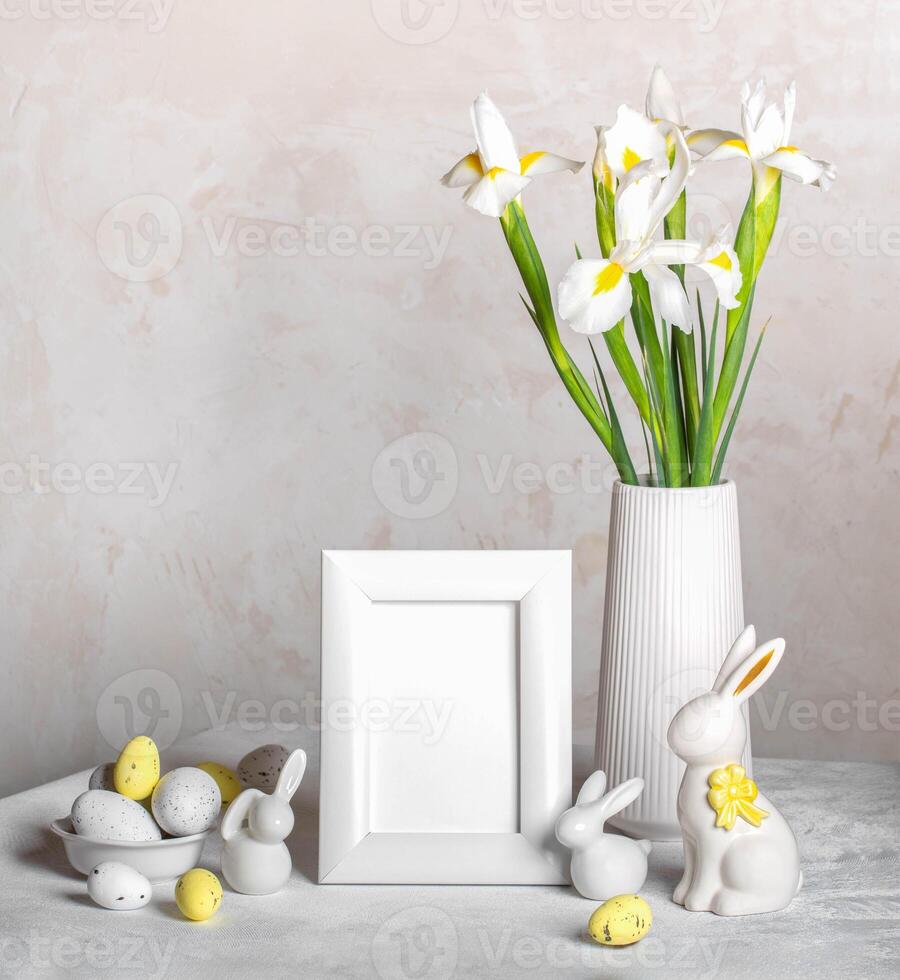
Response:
[595, 479, 750, 841]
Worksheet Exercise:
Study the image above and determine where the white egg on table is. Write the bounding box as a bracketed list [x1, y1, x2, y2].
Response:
[87, 862, 152, 911]
[71, 790, 162, 842]
[237, 744, 289, 790]
[151, 767, 221, 837]
[89, 763, 116, 792]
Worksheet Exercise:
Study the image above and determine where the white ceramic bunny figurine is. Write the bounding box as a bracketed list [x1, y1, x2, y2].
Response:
[554, 770, 651, 900]
[220, 748, 307, 895]
[667, 626, 802, 916]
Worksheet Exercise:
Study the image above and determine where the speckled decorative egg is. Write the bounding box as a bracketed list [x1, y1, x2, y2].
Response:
[87, 861, 152, 911]
[151, 768, 221, 837]
[89, 763, 117, 792]
[589, 894, 652, 946]
[237, 744, 289, 790]
[114, 736, 161, 801]
[71, 790, 162, 842]
[196, 762, 241, 805]
[175, 868, 223, 921]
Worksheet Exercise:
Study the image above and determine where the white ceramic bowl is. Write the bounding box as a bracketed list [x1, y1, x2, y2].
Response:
[50, 818, 211, 882]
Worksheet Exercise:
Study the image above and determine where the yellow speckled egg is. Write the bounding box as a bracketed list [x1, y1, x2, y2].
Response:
[588, 894, 652, 946]
[113, 737, 160, 801]
[196, 762, 241, 806]
[175, 868, 223, 922]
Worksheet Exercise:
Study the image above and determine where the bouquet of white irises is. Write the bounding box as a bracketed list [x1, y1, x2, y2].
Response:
[441, 68, 834, 487]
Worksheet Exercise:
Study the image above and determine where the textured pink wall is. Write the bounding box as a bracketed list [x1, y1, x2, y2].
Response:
[0, 0, 896, 796]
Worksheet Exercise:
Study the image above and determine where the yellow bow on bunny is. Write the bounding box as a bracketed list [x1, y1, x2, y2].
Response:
[707, 764, 769, 830]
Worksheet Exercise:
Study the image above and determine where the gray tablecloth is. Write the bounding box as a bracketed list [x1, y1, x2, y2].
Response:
[1, 726, 897, 979]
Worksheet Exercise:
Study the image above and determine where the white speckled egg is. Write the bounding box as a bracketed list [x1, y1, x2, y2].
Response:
[89, 763, 116, 792]
[151, 767, 221, 837]
[71, 790, 162, 841]
[238, 744, 289, 790]
[87, 862, 152, 911]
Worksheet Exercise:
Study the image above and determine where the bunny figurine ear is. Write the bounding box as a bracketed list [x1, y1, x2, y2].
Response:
[719, 638, 786, 706]
[576, 770, 608, 806]
[598, 777, 645, 820]
[274, 749, 307, 801]
[713, 625, 757, 693]
[220, 788, 263, 842]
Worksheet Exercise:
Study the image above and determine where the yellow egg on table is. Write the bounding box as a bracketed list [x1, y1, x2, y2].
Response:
[588, 894, 652, 946]
[196, 762, 241, 806]
[176, 868, 223, 921]
[113, 736, 160, 801]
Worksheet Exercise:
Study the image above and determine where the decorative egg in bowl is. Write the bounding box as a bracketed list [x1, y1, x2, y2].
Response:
[50, 818, 211, 882]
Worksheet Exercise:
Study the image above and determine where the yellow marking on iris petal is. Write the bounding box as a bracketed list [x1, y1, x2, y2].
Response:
[463, 153, 484, 175]
[486, 166, 504, 180]
[622, 147, 641, 172]
[519, 151, 545, 174]
[778, 145, 799, 153]
[708, 251, 732, 271]
[733, 649, 774, 696]
[593, 263, 624, 295]
[723, 138, 748, 152]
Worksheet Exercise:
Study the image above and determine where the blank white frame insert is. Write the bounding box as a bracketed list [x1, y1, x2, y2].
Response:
[318, 550, 572, 885]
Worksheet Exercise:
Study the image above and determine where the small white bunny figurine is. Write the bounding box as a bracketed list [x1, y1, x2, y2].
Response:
[667, 626, 802, 916]
[220, 748, 307, 895]
[554, 770, 651, 900]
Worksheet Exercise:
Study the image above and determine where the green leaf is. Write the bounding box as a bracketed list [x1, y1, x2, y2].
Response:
[697, 290, 708, 387]
[500, 202, 631, 473]
[589, 341, 638, 485]
[673, 328, 699, 462]
[663, 187, 699, 469]
[690, 301, 719, 486]
[725, 188, 756, 346]
[711, 318, 770, 483]
[713, 284, 756, 439]
[602, 320, 655, 436]
[640, 349, 667, 487]
[630, 272, 686, 485]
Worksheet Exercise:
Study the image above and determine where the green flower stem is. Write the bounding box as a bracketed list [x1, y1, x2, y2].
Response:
[499, 200, 638, 483]
[714, 175, 780, 438]
[690, 299, 719, 486]
[664, 190, 700, 460]
[631, 272, 687, 486]
[593, 175, 616, 259]
[594, 175, 658, 445]
[603, 321, 658, 441]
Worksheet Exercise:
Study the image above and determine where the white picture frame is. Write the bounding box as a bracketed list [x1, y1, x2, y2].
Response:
[318, 550, 572, 885]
